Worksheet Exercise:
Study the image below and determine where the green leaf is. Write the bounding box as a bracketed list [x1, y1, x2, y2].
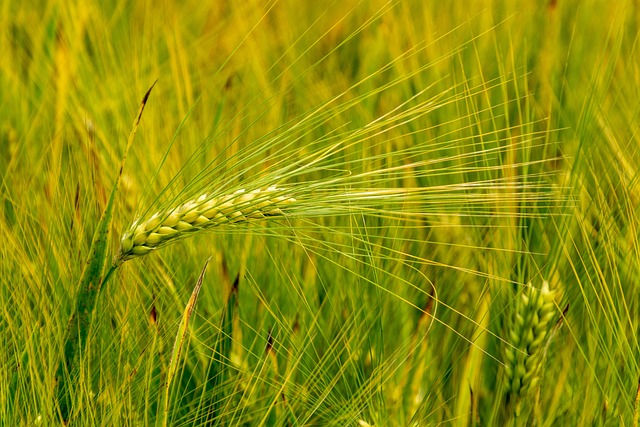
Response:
[54, 82, 156, 422]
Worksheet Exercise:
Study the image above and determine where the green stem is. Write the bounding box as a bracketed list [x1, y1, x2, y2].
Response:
[101, 264, 118, 292]
[55, 264, 120, 421]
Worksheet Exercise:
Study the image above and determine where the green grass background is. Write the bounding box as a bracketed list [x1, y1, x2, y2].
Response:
[1, 0, 639, 425]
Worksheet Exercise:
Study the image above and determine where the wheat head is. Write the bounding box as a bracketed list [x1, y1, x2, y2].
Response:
[115, 186, 295, 264]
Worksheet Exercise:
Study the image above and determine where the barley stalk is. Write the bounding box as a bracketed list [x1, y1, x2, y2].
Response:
[504, 280, 556, 416]
[115, 186, 296, 264]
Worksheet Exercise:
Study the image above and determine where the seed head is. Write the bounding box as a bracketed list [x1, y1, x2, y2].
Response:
[116, 186, 295, 264]
[504, 280, 556, 415]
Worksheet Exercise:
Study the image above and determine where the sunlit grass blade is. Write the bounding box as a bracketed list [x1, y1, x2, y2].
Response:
[161, 258, 209, 427]
[202, 270, 239, 425]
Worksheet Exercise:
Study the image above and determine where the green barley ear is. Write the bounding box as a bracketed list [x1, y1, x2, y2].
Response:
[503, 280, 557, 417]
[115, 186, 296, 264]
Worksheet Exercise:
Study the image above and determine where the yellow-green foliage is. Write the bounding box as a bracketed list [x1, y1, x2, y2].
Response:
[1, 0, 640, 425]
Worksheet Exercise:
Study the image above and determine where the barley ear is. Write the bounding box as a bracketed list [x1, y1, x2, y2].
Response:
[115, 186, 296, 264]
[504, 280, 557, 417]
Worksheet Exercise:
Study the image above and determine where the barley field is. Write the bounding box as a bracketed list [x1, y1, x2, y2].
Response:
[2, 0, 639, 425]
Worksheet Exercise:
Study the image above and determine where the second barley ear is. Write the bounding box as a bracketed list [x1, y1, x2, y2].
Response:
[504, 280, 556, 416]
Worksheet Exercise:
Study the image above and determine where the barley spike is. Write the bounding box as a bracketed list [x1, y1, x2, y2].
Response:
[504, 280, 556, 416]
[115, 186, 295, 264]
